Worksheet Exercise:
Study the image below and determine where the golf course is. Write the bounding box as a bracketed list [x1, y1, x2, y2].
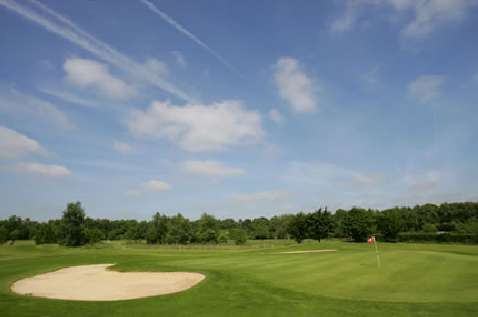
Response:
[1, 240, 477, 316]
[2, 0, 478, 316]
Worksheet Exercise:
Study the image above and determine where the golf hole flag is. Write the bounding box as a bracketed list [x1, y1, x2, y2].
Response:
[368, 235, 381, 268]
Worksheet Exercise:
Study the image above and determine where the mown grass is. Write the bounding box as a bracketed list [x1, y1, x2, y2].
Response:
[0, 240, 477, 316]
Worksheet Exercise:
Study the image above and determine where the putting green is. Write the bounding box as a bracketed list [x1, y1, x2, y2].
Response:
[255, 249, 478, 302]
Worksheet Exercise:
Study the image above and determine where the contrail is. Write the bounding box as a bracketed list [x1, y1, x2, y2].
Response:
[0, 0, 194, 102]
[139, 0, 241, 76]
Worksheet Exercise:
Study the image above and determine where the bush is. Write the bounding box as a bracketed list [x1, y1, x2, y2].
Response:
[199, 228, 219, 244]
[0, 226, 7, 244]
[34, 223, 57, 244]
[85, 228, 104, 244]
[422, 223, 438, 233]
[217, 230, 229, 244]
[397, 232, 478, 244]
[230, 228, 248, 245]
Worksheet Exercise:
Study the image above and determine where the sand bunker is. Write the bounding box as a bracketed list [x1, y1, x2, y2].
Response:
[280, 249, 337, 254]
[11, 264, 205, 301]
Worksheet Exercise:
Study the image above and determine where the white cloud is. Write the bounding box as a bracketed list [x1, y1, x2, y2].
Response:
[171, 51, 187, 67]
[143, 179, 171, 191]
[0, 126, 46, 160]
[268, 109, 283, 124]
[400, 0, 475, 38]
[330, 0, 477, 38]
[0, 0, 193, 101]
[0, 88, 73, 129]
[64, 58, 135, 100]
[393, 170, 466, 206]
[279, 161, 474, 210]
[330, 0, 364, 32]
[113, 141, 133, 154]
[127, 100, 263, 152]
[407, 170, 442, 192]
[39, 87, 98, 107]
[182, 160, 245, 177]
[284, 161, 384, 188]
[275, 57, 317, 113]
[408, 75, 445, 102]
[361, 64, 381, 86]
[127, 179, 171, 196]
[14, 162, 71, 177]
[140, 0, 239, 75]
[144, 58, 169, 77]
[230, 190, 290, 204]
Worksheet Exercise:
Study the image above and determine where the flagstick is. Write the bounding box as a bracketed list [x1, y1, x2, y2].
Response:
[373, 237, 381, 269]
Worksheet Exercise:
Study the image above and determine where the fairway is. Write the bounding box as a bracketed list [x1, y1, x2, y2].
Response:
[1, 240, 477, 317]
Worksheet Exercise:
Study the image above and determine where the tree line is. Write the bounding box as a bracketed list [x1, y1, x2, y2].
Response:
[1, 201, 478, 246]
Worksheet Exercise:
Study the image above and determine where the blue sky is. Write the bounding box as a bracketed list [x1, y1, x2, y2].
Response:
[1, 0, 477, 220]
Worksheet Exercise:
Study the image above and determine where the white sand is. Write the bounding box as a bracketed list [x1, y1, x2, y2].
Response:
[11, 264, 205, 301]
[279, 249, 337, 254]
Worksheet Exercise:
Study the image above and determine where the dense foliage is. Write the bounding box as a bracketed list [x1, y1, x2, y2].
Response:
[1, 201, 478, 246]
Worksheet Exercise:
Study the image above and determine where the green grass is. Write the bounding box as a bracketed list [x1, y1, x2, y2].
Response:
[1, 240, 477, 316]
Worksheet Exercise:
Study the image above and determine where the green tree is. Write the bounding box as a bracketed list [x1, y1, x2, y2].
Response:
[0, 226, 8, 244]
[146, 212, 169, 244]
[125, 221, 148, 241]
[85, 228, 104, 244]
[422, 223, 438, 233]
[251, 217, 270, 239]
[288, 212, 308, 243]
[455, 220, 478, 234]
[307, 209, 334, 242]
[217, 230, 229, 244]
[197, 213, 219, 243]
[9, 229, 20, 244]
[59, 202, 86, 246]
[229, 228, 248, 245]
[34, 222, 57, 244]
[377, 209, 402, 241]
[166, 213, 192, 244]
[343, 208, 372, 242]
[270, 215, 293, 239]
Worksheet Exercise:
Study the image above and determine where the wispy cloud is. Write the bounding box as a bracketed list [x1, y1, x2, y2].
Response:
[360, 64, 381, 87]
[113, 141, 134, 155]
[39, 88, 98, 107]
[0, 88, 74, 129]
[0, 126, 46, 160]
[275, 57, 318, 113]
[330, 0, 477, 39]
[171, 51, 187, 68]
[127, 179, 171, 196]
[408, 74, 445, 103]
[268, 109, 284, 124]
[284, 161, 384, 188]
[139, 0, 240, 75]
[229, 190, 290, 204]
[0, 0, 193, 101]
[473, 72, 478, 83]
[182, 160, 245, 177]
[13, 162, 71, 177]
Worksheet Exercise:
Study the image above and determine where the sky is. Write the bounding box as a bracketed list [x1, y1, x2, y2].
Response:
[1, 0, 478, 221]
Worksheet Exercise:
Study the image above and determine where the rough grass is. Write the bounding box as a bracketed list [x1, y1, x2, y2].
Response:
[1, 240, 477, 316]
